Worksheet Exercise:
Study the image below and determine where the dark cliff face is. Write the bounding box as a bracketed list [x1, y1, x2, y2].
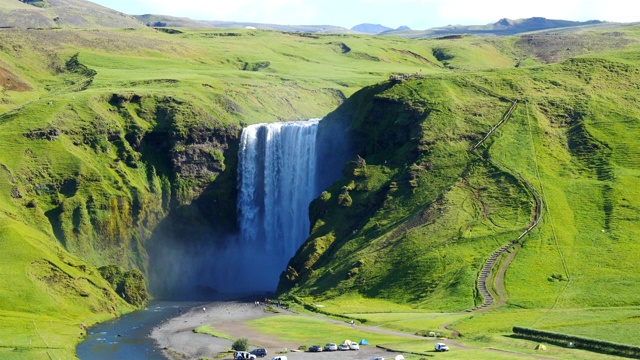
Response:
[146, 123, 243, 299]
[169, 124, 239, 203]
[119, 96, 243, 299]
[40, 94, 241, 301]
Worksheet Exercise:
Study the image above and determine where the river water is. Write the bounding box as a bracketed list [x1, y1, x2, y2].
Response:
[76, 301, 198, 360]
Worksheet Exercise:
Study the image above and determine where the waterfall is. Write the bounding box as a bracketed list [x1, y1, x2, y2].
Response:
[233, 120, 320, 292]
[147, 116, 349, 298]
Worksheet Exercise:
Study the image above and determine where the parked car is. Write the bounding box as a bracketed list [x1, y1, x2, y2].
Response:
[324, 343, 338, 351]
[271, 356, 287, 360]
[434, 343, 449, 352]
[338, 344, 350, 351]
[308, 345, 323, 352]
[349, 343, 360, 350]
[235, 351, 257, 360]
[371, 357, 384, 360]
[250, 348, 267, 357]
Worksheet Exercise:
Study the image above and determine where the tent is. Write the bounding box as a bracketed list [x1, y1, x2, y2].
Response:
[342, 339, 352, 346]
[359, 339, 369, 345]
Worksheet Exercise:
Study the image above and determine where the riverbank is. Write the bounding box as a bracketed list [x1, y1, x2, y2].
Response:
[77, 301, 196, 360]
[150, 300, 389, 360]
[151, 300, 296, 359]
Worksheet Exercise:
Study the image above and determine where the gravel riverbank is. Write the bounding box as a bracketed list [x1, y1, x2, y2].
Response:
[150, 300, 391, 360]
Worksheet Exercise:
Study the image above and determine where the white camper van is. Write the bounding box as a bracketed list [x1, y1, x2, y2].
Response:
[434, 343, 449, 352]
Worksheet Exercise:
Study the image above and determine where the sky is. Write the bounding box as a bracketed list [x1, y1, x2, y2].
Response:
[90, 0, 640, 30]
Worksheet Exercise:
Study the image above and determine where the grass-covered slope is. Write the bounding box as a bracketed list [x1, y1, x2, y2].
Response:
[280, 37, 640, 340]
[280, 77, 535, 310]
[0, 0, 144, 29]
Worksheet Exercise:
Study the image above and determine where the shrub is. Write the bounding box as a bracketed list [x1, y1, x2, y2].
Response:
[320, 191, 331, 202]
[98, 265, 148, 307]
[232, 338, 249, 351]
[512, 326, 640, 358]
[121, 269, 148, 307]
[338, 192, 352, 207]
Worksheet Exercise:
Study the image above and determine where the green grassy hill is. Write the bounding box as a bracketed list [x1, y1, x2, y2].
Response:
[278, 28, 640, 357]
[281, 56, 640, 308]
[0, 0, 144, 28]
[0, 19, 640, 359]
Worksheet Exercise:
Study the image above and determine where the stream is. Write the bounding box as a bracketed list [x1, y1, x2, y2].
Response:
[76, 301, 199, 360]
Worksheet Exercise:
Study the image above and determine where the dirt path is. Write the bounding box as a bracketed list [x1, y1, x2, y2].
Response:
[469, 95, 543, 313]
[493, 245, 520, 307]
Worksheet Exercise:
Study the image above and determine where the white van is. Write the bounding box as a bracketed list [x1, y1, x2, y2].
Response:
[434, 343, 449, 352]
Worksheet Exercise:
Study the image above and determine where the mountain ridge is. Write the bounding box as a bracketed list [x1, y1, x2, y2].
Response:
[383, 16, 608, 38]
[0, 0, 622, 38]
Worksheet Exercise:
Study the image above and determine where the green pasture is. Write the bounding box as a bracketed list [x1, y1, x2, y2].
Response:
[247, 315, 420, 347]
[242, 308, 634, 359]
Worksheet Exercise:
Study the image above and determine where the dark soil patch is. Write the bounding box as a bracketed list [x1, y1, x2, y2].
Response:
[516, 33, 635, 63]
[0, 66, 31, 91]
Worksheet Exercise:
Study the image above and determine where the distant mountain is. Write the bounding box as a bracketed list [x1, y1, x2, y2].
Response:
[352, 23, 392, 34]
[134, 16, 353, 33]
[202, 20, 353, 33]
[384, 17, 606, 38]
[492, 17, 603, 32]
[134, 14, 214, 28]
[0, 0, 143, 28]
[0, 1, 613, 39]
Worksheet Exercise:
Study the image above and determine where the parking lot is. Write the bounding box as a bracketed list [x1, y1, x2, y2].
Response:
[248, 347, 402, 360]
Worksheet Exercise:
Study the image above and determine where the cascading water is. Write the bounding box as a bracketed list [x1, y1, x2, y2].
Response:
[232, 120, 320, 292]
[148, 116, 350, 298]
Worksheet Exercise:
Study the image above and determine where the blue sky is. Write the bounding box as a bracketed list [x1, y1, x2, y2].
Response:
[91, 0, 640, 30]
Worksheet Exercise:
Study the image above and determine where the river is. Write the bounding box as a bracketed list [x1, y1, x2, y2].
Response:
[76, 301, 199, 360]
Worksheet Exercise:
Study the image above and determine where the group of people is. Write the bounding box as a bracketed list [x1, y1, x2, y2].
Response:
[254, 298, 283, 307]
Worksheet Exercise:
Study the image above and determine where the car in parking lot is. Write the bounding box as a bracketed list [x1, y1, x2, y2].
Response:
[250, 348, 267, 357]
[349, 343, 360, 350]
[324, 343, 338, 351]
[308, 345, 323, 352]
[338, 344, 350, 351]
[235, 351, 257, 360]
